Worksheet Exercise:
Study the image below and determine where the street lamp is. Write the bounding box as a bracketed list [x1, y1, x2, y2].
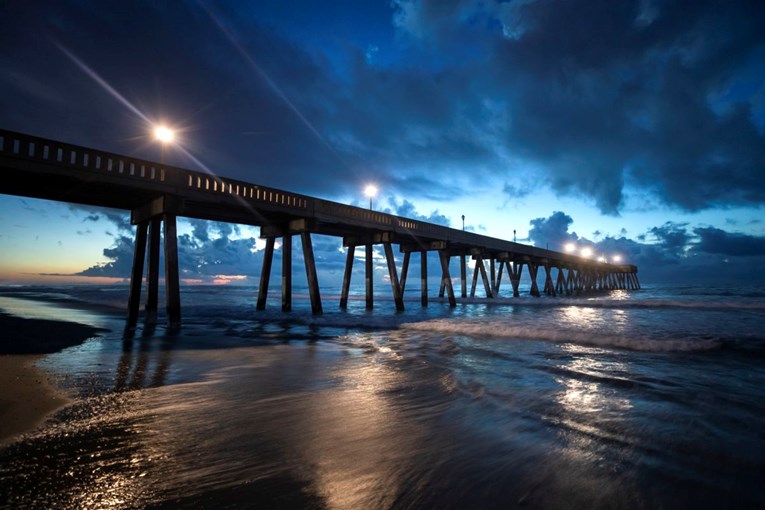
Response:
[364, 184, 378, 210]
[612, 255, 622, 263]
[564, 242, 576, 253]
[581, 247, 593, 258]
[153, 125, 175, 163]
[462, 215, 465, 231]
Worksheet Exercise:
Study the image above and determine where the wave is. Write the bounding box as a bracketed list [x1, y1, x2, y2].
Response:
[399, 319, 726, 352]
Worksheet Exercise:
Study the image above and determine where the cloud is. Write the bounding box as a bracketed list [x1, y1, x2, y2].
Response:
[386, 197, 451, 226]
[527, 211, 579, 249]
[77, 234, 135, 277]
[648, 222, 690, 256]
[1, 0, 764, 237]
[526, 211, 765, 283]
[693, 227, 765, 257]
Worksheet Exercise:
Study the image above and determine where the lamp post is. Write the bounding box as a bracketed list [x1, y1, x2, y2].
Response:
[154, 125, 175, 163]
[364, 184, 378, 210]
[462, 215, 465, 231]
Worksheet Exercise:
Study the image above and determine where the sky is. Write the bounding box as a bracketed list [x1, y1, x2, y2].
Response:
[1, 0, 765, 286]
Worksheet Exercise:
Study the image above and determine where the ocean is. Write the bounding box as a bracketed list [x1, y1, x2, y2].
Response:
[1, 282, 764, 509]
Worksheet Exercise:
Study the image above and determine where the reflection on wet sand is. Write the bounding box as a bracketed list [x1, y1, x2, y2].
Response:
[116, 322, 175, 391]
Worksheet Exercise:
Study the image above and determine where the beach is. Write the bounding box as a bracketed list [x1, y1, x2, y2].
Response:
[0, 311, 105, 445]
[1, 284, 764, 509]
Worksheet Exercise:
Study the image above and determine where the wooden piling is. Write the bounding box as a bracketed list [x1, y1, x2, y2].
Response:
[528, 263, 540, 297]
[510, 262, 522, 297]
[145, 217, 161, 320]
[365, 244, 373, 309]
[494, 260, 505, 295]
[477, 256, 493, 298]
[489, 258, 496, 293]
[439, 250, 456, 307]
[470, 259, 479, 297]
[256, 237, 275, 310]
[301, 232, 322, 314]
[420, 250, 428, 307]
[340, 244, 355, 309]
[282, 234, 292, 312]
[163, 214, 181, 326]
[384, 242, 405, 311]
[127, 221, 148, 325]
[400, 251, 411, 295]
[460, 254, 467, 298]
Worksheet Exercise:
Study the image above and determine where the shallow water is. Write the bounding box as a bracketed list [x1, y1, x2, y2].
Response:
[1, 283, 764, 508]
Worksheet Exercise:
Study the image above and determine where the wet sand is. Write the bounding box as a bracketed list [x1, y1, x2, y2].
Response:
[0, 311, 105, 445]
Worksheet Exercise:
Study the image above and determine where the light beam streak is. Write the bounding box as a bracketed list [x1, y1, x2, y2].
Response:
[56, 43, 151, 124]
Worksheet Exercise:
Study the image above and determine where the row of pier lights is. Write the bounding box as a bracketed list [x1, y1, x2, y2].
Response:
[151, 124, 628, 265]
[565, 242, 622, 264]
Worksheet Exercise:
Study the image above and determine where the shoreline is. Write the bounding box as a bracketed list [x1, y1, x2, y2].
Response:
[0, 310, 107, 446]
[0, 354, 70, 446]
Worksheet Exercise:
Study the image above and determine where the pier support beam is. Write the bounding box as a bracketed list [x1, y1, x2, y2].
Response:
[163, 214, 181, 326]
[490, 258, 496, 294]
[282, 234, 292, 312]
[478, 256, 493, 298]
[438, 254, 450, 298]
[340, 245, 355, 309]
[439, 250, 456, 307]
[493, 260, 505, 295]
[365, 244, 373, 309]
[383, 242, 405, 311]
[145, 217, 161, 321]
[256, 237, 275, 310]
[400, 251, 411, 296]
[301, 232, 322, 315]
[127, 221, 149, 325]
[509, 262, 523, 297]
[421, 251, 428, 307]
[527, 262, 540, 297]
[460, 254, 467, 298]
[543, 264, 555, 296]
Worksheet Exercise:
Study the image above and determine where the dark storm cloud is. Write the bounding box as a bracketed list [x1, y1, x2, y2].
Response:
[648, 222, 690, 256]
[693, 227, 765, 257]
[2, 0, 764, 215]
[394, 0, 765, 213]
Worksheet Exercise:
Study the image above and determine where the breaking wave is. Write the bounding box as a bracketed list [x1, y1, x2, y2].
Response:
[399, 319, 727, 352]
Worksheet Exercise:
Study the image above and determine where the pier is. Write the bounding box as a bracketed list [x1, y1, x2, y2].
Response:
[0, 128, 639, 324]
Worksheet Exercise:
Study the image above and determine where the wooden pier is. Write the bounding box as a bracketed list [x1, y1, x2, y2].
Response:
[0, 128, 639, 324]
